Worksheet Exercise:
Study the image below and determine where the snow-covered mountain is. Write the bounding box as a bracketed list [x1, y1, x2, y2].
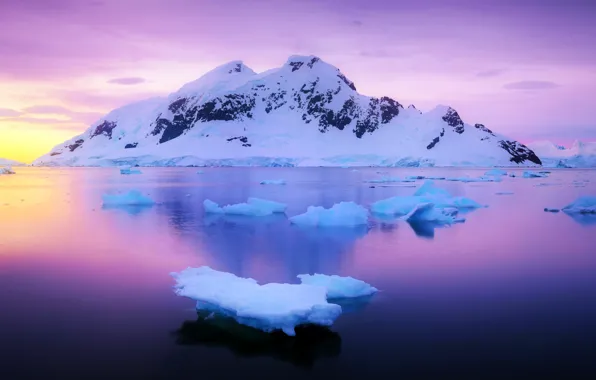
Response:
[527, 140, 596, 168]
[0, 158, 25, 167]
[33, 55, 541, 167]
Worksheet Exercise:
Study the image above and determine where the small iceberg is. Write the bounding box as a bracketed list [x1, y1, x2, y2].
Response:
[485, 169, 508, 176]
[364, 177, 415, 184]
[171, 266, 344, 336]
[197, 170, 205, 174]
[495, 191, 514, 195]
[0, 166, 15, 175]
[204, 198, 287, 216]
[298, 274, 378, 299]
[260, 179, 286, 185]
[523, 171, 548, 178]
[561, 196, 596, 214]
[120, 166, 142, 175]
[544, 208, 560, 213]
[102, 190, 155, 206]
[290, 202, 369, 227]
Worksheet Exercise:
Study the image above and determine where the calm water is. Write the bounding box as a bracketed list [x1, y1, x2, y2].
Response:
[1, 167, 595, 379]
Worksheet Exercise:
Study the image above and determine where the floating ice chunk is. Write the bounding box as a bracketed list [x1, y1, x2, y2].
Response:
[203, 197, 287, 216]
[297, 274, 378, 299]
[0, 166, 15, 174]
[171, 266, 343, 336]
[102, 190, 155, 206]
[290, 202, 369, 227]
[485, 169, 508, 176]
[405, 175, 427, 180]
[260, 179, 286, 185]
[197, 170, 205, 174]
[120, 166, 142, 174]
[370, 196, 425, 215]
[544, 208, 560, 213]
[365, 177, 415, 183]
[523, 171, 548, 178]
[495, 191, 514, 195]
[561, 196, 596, 214]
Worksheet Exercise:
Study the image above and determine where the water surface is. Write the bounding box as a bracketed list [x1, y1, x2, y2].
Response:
[1, 167, 595, 379]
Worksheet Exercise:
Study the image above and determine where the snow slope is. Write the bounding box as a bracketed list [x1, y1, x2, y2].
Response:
[0, 158, 25, 167]
[527, 140, 596, 168]
[33, 55, 541, 167]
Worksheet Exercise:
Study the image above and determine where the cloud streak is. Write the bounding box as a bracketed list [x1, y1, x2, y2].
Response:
[107, 77, 146, 85]
[503, 81, 560, 90]
[0, 108, 22, 117]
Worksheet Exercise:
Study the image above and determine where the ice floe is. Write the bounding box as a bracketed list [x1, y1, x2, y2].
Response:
[523, 171, 548, 178]
[204, 198, 287, 216]
[0, 166, 15, 175]
[171, 266, 376, 336]
[364, 177, 415, 183]
[120, 166, 142, 174]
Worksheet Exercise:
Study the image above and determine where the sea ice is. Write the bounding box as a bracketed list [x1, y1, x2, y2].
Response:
[495, 191, 514, 195]
[484, 169, 508, 176]
[0, 166, 15, 174]
[204, 197, 287, 216]
[171, 266, 343, 336]
[290, 202, 369, 227]
[297, 274, 378, 299]
[401, 203, 463, 224]
[444, 176, 501, 183]
[523, 171, 548, 178]
[561, 196, 596, 214]
[260, 179, 286, 185]
[364, 177, 415, 183]
[102, 190, 155, 206]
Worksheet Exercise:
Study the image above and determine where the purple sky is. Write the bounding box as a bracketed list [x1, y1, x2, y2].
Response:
[1, 0, 595, 160]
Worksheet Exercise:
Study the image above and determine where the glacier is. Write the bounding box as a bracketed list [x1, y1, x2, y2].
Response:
[528, 140, 596, 168]
[171, 266, 377, 336]
[33, 55, 542, 168]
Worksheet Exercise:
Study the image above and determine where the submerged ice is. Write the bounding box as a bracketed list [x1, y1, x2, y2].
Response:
[171, 267, 377, 336]
[204, 198, 287, 216]
[102, 190, 155, 206]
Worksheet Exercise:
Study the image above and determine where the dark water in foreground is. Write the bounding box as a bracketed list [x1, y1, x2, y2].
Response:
[1, 167, 595, 379]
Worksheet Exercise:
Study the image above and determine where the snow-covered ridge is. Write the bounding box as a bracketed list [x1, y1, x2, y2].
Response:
[0, 158, 25, 167]
[33, 55, 541, 168]
[527, 140, 596, 168]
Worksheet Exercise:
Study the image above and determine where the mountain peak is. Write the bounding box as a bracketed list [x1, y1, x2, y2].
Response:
[173, 60, 256, 98]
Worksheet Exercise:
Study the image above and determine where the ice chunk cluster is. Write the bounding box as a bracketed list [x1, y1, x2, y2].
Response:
[290, 202, 369, 226]
[204, 197, 287, 216]
[298, 274, 378, 299]
[171, 267, 344, 336]
[102, 190, 155, 206]
[371, 180, 484, 224]
[0, 166, 15, 175]
[260, 179, 286, 185]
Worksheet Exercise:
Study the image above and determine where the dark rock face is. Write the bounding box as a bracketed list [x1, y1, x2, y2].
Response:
[289, 61, 304, 72]
[337, 73, 357, 91]
[125, 143, 138, 149]
[227, 136, 251, 147]
[91, 121, 117, 139]
[154, 94, 256, 144]
[426, 128, 445, 150]
[228, 63, 242, 74]
[379, 97, 402, 124]
[498, 140, 542, 165]
[68, 139, 84, 152]
[50, 152, 62, 156]
[442, 108, 465, 134]
[474, 123, 494, 136]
